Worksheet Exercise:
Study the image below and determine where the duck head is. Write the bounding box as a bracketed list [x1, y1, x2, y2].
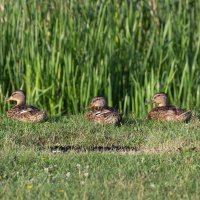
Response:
[6, 90, 26, 106]
[145, 92, 168, 107]
[86, 97, 108, 109]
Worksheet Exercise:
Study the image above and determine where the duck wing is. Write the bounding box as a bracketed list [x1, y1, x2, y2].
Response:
[19, 105, 40, 113]
[86, 107, 121, 124]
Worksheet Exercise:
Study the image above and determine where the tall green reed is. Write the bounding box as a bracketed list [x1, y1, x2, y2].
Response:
[0, 0, 200, 117]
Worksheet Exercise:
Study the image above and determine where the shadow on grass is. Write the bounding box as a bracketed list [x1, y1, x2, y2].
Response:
[49, 145, 198, 153]
[50, 145, 140, 152]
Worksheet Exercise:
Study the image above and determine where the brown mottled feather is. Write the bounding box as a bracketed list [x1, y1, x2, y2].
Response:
[148, 105, 192, 122]
[7, 105, 47, 122]
[86, 107, 121, 125]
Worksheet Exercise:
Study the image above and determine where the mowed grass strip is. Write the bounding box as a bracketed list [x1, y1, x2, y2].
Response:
[1, 0, 200, 116]
[0, 115, 200, 199]
[0, 115, 200, 151]
[0, 150, 200, 199]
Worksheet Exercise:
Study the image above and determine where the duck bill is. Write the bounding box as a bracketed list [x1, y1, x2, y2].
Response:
[145, 100, 154, 106]
[5, 97, 12, 102]
[85, 103, 95, 109]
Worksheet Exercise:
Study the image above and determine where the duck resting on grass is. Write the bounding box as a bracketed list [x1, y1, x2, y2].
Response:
[6, 90, 47, 122]
[145, 92, 192, 122]
[85, 97, 121, 125]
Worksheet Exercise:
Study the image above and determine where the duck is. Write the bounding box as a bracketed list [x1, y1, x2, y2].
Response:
[6, 90, 47, 122]
[85, 97, 121, 125]
[145, 92, 192, 122]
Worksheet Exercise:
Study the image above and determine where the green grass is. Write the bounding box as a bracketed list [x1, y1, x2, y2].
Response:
[1, 0, 200, 116]
[0, 115, 200, 199]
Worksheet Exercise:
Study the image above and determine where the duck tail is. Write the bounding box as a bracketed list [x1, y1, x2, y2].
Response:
[177, 111, 192, 122]
[34, 111, 48, 122]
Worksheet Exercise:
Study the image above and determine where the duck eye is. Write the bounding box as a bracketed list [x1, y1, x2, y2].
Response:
[92, 98, 99, 103]
[153, 95, 160, 99]
[12, 93, 17, 96]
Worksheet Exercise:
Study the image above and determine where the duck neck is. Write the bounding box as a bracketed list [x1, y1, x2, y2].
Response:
[16, 97, 26, 106]
[158, 100, 167, 107]
[94, 105, 107, 110]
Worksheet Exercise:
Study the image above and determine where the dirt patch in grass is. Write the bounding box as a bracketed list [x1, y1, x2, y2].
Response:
[49, 142, 199, 155]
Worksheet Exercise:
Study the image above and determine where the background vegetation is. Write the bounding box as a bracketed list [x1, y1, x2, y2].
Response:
[1, 0, 200, 116]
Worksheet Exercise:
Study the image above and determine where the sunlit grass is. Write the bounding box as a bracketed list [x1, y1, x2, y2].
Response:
[0, 115, 200, 199]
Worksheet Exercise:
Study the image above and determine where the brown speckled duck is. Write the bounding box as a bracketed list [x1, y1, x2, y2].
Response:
[146, 92, 191, 122]
[6, 90, 47, 122]
[85, 97, 121, 125]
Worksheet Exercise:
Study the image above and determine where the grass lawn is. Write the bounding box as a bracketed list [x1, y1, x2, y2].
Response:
[0, 115, 200, 199]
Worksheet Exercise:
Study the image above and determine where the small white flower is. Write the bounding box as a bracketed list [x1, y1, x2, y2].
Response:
[66, 172, 71, 178]
[84, 172, 89, 177]
[44, 168, 49, 173]
[76, 164, 81, 168]
[0, 4, 4, 12]
[150, 183, 156, 189]
[80, 181, 85, 185]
